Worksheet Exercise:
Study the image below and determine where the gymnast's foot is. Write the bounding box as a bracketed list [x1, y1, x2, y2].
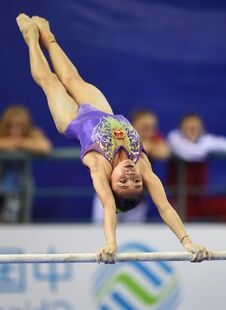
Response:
[16, 13, 39, 45]
[32, 16, 56, 49]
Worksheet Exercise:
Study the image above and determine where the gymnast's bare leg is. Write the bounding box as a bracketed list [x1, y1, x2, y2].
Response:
[31, 16, 113, 115]
[17, 14, 116, 263]
[16, 14, 77, 133]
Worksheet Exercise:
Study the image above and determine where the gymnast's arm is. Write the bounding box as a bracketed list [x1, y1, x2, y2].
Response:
[83, 154, 117, 262]
[139, 155, 211, 261]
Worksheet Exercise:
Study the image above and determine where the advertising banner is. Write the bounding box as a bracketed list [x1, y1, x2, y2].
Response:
[0, 224, 225, 309]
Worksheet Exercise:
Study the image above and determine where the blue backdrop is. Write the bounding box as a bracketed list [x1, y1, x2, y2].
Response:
[0, 0, 226, 221]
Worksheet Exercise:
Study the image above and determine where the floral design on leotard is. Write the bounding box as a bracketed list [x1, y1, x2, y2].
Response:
[91, 116, 142, 164]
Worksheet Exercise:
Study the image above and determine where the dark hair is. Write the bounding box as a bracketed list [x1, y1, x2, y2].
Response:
[179, 113, 202, 126]
[112, 189, 144, 213]
[129, 109, 157, 124]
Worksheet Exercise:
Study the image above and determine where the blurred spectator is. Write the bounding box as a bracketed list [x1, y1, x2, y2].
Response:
[92, 108, 170, 223]
[0, 105, 52, 223]
[167, 113, 226, 221]
[130, 109, 170, 161]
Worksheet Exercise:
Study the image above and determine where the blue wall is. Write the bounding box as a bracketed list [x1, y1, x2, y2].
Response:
[1, 0, 226, 221]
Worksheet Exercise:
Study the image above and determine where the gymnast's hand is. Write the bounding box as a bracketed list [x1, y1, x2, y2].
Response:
[97, 243, 117, 264]
[181, 237, 212, 262]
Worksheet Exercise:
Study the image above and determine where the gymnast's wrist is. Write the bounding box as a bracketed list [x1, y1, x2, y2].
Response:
[180, 235, 191, 245]
[107, 241, 117, 247]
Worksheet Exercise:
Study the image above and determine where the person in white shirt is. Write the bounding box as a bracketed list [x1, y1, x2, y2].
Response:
[167, 113, 226, 220]
[167, 113, 226, 161]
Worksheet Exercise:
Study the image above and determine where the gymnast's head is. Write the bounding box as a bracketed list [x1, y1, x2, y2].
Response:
[110, 159, 144, 212]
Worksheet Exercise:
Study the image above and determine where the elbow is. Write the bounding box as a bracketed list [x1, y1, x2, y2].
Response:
[43, 142, 52, 155]
[38, 141, 53, 155]
[154, 148, 171, 160]
[89, 159, 102, 173]
[161, 146, 171, 159]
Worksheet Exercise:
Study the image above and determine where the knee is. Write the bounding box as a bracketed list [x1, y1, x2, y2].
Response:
[33, 71, 58, 88]
[55, 123, 65, 134]
[54, 111, 74, 135]
[61, 72, 83, 88]
[54, 117, 68, 134]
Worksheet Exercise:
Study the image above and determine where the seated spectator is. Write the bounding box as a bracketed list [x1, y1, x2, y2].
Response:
[167, 113, 226, 221]
[92, 108, 170, 223]
[0, 104, 52, 222]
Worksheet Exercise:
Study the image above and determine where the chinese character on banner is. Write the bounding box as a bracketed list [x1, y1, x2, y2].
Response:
[0, 248, 25, 293]
[33, 247, 73, 292]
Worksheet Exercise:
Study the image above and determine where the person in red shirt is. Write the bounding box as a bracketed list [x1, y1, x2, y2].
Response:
[130, 109, 170, 161]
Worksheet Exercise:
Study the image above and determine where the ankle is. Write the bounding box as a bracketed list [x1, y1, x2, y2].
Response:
[47, 38, 56, 49]
[26, 32, 39, 45]
[43, 33, 56, 49]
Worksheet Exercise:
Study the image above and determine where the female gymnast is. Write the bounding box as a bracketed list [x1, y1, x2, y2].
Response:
[16, 13, 211, 263]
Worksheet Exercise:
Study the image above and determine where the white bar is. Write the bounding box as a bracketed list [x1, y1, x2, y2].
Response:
[0, 251, 225, 263]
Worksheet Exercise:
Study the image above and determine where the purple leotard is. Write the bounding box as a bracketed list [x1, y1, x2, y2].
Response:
[64, 104, 143, 164]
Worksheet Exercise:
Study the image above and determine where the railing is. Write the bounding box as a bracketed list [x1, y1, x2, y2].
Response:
[166, 155, 226, 221]
[0, 148, 87, 222]
[0, 149, 226, 222]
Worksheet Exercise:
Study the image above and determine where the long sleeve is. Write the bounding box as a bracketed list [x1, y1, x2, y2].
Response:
[167, 130, 208, 161]
[167, 130, 226, 161]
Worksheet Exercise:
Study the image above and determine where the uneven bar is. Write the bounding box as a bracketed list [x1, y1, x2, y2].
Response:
[0, 251, 225, 264]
